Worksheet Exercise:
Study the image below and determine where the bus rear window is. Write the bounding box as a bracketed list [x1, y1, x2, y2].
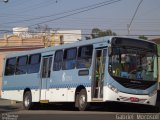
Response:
[5, 57, 16, 76]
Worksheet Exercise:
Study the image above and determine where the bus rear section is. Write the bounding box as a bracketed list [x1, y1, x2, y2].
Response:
[1, 52, 42, 109]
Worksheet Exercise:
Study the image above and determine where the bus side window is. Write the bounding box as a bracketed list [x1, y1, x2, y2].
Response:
[16, 56, 28, 75]
[62, 48, 77, 70]
[77, 45, 93, 69]
[28, 54, 41, 74]
[5, 57, 16, 76]
[53, 50, 63, 71]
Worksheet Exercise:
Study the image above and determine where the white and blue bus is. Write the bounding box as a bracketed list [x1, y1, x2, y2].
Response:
[1, 36, 159, 111]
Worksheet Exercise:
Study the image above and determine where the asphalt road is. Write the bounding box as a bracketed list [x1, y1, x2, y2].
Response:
[0, 101, 160, 120]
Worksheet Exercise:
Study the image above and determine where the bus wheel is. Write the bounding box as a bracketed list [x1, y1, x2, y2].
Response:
[77, 89, 89, 111]
[23, 91, 33, 110]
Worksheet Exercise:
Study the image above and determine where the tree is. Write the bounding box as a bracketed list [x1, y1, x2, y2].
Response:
[91, 28, 101, 38]
[91, 28, 117, 39]
[139, 35, 148, 40]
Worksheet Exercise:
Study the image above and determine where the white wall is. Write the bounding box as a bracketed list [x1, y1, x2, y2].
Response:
[54, 30, 81, 44]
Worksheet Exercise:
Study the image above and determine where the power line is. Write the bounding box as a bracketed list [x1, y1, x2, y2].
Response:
[0, 0, 59, 25]
[16, 0, 58, 14]
[1, 28, 160, 35]
[1, 0, 115, 25]
[1, 0, 122, 26]
[0, 30, 160, 37]
[29, 0, 122, 27]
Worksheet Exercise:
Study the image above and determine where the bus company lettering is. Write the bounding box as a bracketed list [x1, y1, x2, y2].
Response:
[62, 72, 72, 82]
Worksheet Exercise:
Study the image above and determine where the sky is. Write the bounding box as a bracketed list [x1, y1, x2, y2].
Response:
[0, 0, 160, 38]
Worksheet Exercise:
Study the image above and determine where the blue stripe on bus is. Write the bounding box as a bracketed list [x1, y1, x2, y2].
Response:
[2, 86, 39, 91]
[50, 83, 91, 88]
[2, 83, 91, 91]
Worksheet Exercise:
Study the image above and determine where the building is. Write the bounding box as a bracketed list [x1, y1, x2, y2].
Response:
[0, 28, 81, 96]
[50, 30, 81, 46]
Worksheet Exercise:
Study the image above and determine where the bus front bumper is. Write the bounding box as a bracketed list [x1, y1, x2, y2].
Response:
[103, 86, 157, 106]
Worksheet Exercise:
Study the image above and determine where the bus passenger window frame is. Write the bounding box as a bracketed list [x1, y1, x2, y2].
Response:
[77, 45, 93, 69]
[62, 47, 77, 70]
[53, 50, 63, 71]
[5, 57, 17, 76]
[15, 55, 28, 75]
[27, 53, 41, 74]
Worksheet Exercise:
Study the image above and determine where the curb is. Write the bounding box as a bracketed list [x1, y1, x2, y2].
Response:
[0, 98, 16, 106]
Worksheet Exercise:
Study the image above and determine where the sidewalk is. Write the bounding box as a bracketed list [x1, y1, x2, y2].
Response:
[0, 98, 22, 113]
[0, 98, 16, 106]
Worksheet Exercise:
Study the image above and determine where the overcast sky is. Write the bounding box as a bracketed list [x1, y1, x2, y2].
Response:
[0, 0, 160, 38]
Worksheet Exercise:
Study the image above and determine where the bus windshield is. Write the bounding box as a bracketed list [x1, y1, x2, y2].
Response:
[109, 46, 158, 81]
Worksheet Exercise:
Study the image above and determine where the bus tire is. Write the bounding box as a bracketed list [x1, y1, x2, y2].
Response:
[23, 91, 33, 110]
[77, 89, 89, 111]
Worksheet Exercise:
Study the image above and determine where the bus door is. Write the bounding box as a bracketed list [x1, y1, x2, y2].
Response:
[40, 55, 52, 101]
[92, 48, 107, 99]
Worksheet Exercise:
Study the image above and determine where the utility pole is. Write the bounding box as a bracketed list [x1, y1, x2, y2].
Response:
[128, 0, 143, 35]
[127, 24, 130, 35]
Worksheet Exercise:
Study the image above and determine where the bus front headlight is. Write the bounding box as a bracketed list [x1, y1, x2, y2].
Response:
[107, 84, 119, 93]
[149, 90, 157, 97]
